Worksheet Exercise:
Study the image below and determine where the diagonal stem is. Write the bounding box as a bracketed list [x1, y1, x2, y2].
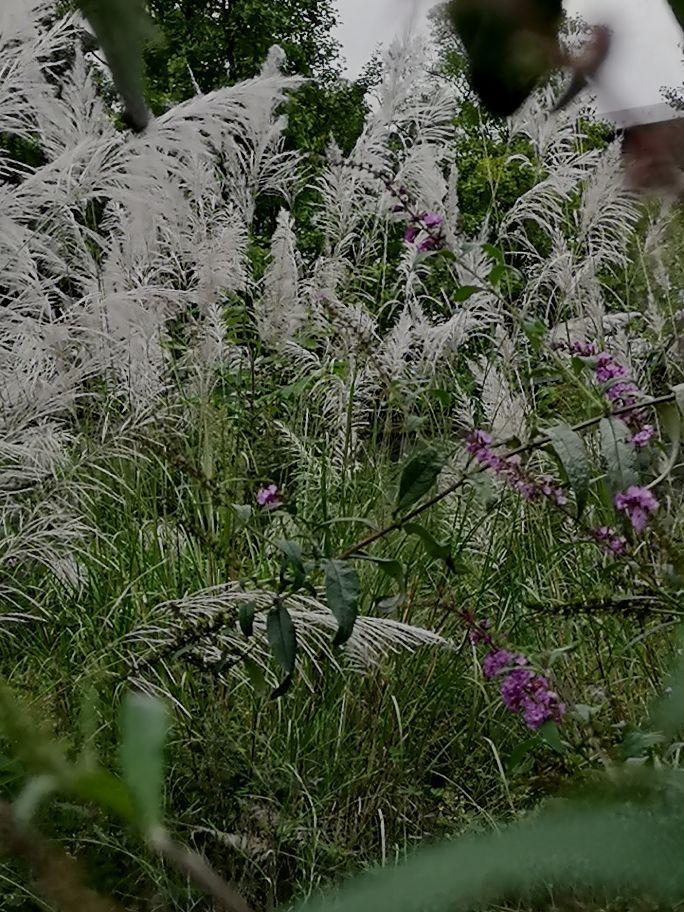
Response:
[338, 391, 677, 560]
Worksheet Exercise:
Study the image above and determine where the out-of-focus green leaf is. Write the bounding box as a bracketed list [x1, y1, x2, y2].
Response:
[77, 0, 152, 131]
[119, 693, 168, 829]
[296, 792, 683, 912]
[243, 657, 268, 695]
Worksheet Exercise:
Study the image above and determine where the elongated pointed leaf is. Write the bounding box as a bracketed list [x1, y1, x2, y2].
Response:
[323, 560, 360, 646]
[77, 0, 152, 132]
[276, 539, 307, 589]
[674, 383, 684, 420]
[396, 448, 444, 514]
[243, 656, 268, 695]
[600, 417, 637, 496]
[297, 796, 682, 912]
[120, 693, 168, 830]
[355, 555, 405, 589]
[403, 522, 453, 566]
[657, 402, 681, 444]
[238, 602, 256, 638]
[667, 0, 684, 29]
[545, 423, 590, 517]
[266, 603, 297, 675]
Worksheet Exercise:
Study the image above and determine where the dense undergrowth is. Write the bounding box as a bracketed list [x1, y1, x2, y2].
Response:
[0, 1, 683, 909]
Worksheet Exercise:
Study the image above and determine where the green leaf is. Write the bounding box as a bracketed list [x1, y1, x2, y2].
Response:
[599, 417, 637, 496]
[276, 539, 304, 569]
[270, 673, 294, 699]
[403, 522, 453, 567]
[276, 539, 307, 588]
[656, 401, 680, 444]
[76, 0, 152, 131]
[232, 503, 252, 523]
[119, 693, 168, 830]
[522, 318, 546, 353]
[430, 388, 453, 408]
[506, 737, 539, 774]
[295, 795, 684, 912]
[374, 594, 405, 613]
[453, 285, 480, 302]
[482, 243, 504, 265]
[238, 602, 256, 638]
[70, 767, 137, 822]
[487, 263, 508, 286]
[539, 721, 566, 755]
[619, 728, 665, 761]
[323, 560, 361, 646]
[266, 603, 297, 675]
[396, 448, 444, 514]
[545, 422, 590, 517]
[674, 383, 684, 417]
[243, 657, 268, 695]
[355, 555, 404, 587]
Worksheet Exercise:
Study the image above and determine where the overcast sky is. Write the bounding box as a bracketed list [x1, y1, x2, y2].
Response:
[334, 0, 683, 114]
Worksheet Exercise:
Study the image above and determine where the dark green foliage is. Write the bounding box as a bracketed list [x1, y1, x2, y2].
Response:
[446, 0, 563, 116]
[119, 693, 168, 828]
[144, 0, 339, 105]
[323, 560, 360, 645]
[76, 0, 152, 130]
[396, 449, 445, 514]
[266, 603, 297, 677]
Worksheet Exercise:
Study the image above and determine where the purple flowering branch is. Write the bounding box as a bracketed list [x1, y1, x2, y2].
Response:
[465, 613, 565, 731]
[465, 429, 648, 555]
[338, 389, 677, 561]
[559, 342, 656, 448]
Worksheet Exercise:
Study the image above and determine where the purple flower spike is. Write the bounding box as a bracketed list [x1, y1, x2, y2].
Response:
[630, 425, 655, 448]
[560, 342, 658, 457]
[466, 431, 569, 510]
[256, 483, 282, 509]
[592, 526, 628, 556]
[569, 340, 599, 357]
[595, 352, 628, 383]
[500, 669, 566, 729]
[500, 668, 536, 712]
[417, 236, 440, 253]
[614, 485, 659, 532]
[469, 617, 493, 646]
[404, 225, 419, 244]
[421, 211, 443, 229]
[482, 648, 527, 679]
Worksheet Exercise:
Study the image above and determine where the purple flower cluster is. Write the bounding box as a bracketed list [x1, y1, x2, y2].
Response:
[561, 342, 661, 546]
[403, 211, 444, 252]
[592, 526, 628, 555]
[614, 485, 659, 532]
[568, 340, 599, 357]
[566, 343, 654, 449]
[256, 484, 282, 509]
[482, 647, 565, 731]
[466, 431, 568, 507]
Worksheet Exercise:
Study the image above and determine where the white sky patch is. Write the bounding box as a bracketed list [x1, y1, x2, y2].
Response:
[334, 0, 684, 112]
